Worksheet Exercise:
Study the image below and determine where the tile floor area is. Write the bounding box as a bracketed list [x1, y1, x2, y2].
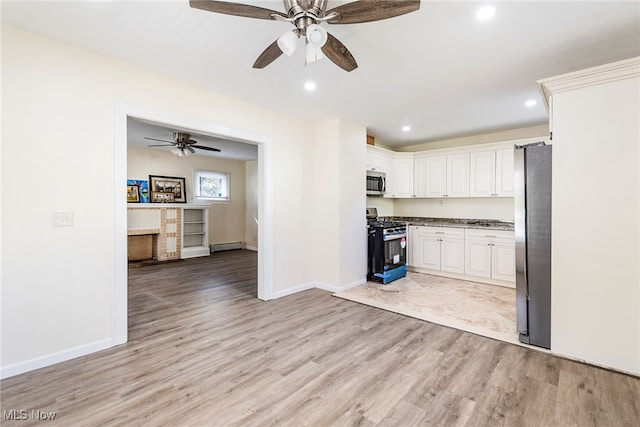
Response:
[335, 272, 529, 348]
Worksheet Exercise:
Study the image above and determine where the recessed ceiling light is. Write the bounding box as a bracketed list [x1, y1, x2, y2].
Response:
[476, 6, 495, 21]
[402, 126, 411, 132]
[525, 99, 537, 107]
[304, 81, 316, 91]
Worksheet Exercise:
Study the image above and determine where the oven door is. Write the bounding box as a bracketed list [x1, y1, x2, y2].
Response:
[382, 233, 407, 270]
[369, 229, 407, 276]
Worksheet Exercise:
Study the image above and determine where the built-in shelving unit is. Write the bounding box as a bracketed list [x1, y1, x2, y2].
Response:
[181, 207, 209, 258]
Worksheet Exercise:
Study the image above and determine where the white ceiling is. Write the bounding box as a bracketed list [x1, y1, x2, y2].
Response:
[3, 0, 639, 151]
[127, 117, 259, 161]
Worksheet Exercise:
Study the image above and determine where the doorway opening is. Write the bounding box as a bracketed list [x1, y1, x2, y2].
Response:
[114, 102, 274, 346]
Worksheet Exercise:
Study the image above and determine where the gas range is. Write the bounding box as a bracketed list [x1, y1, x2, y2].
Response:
[366, 208, 407, 284]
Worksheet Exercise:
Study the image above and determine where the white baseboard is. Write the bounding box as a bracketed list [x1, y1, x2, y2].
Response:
[316, 278, 367, 293]
[272, 282, 316, 299]
[0, 338, 113, 380]
[245, 246, 258, 251]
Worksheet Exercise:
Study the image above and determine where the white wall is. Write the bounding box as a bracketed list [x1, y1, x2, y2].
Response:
[245, 160, 258, 251]
[365, 197, 395, 217]
[1, 25, 342, 376]
[128, 146, 247, 245]
[312, 119, 367, 291]
[550, 72, 640, 375]
[393, 197, 514, 221]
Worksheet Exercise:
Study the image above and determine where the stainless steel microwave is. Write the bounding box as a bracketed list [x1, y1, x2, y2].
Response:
[367, 171, 386, 196]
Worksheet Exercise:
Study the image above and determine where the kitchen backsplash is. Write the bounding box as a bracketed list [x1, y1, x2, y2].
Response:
[367, 197, 514, 221]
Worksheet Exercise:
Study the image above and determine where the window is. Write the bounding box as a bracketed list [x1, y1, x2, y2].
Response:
[194, 170, 229, 201]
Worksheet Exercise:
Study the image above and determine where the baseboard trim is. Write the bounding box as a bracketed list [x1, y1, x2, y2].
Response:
[272, 282, 316, 299]
[245, 246, 258, 252]
[0, 338, 113, 380]
[316, 278, 367, 293]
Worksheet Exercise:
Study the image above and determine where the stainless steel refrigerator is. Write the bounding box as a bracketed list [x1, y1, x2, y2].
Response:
[514, 142, 552, 349]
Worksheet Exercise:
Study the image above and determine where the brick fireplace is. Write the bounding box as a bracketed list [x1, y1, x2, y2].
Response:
[127, 207, 182, 261]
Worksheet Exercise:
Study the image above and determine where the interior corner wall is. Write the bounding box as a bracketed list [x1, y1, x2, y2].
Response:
[312, 119, 367, 290]
[551, 75, 640, 375]
[127, 146, 247, 246]
[0, 24, 316, 377]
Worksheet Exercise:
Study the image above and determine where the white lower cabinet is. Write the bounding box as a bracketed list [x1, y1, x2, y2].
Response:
[408, 225, 515, 286]
[464, 229, 515, 284]
[410, 226, 464, 274]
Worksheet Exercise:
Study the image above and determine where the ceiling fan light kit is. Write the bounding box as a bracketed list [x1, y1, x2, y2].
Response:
[145, 132, 221, 158]
[277, 30, 298, 56]
[189, 0, 421, 71]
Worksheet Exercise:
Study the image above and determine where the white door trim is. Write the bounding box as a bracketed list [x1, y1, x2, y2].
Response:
[113, 102, 274, 345]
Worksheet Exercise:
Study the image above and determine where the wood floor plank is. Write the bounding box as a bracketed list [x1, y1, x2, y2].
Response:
[1, 250, 638, 426]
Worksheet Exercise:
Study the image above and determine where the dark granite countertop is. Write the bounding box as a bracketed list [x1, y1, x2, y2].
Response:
[379, 216, 515, 231]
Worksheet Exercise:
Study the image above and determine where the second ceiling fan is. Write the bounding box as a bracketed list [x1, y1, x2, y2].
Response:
[189, 0, 421, 72]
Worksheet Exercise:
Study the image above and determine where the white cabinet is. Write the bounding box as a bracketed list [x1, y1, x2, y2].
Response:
[425, 155, 447, 197]
[366, 147, 392, 173]
[181, 207, 210, 258]
[469, 148, 514, 197]
[413, 157, 427, 198]
[495, 148, 515, 196]
[411, 226, 465, 273]
[423, 154, 469, 198]
[464, 229, 515, 284]
[408, 226, 420, 267]
[391, 157, 414, 198]
[469, 151, 495, 197]
[447, 154, 470, 197]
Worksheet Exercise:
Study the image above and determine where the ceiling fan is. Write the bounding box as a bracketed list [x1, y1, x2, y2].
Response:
[145, 132, 221, 158]
[189, 0, 421, 72]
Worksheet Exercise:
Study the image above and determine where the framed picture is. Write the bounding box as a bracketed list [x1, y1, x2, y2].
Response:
[149, 175, 186, 203]
[127, 185, 140, 203]
[151, 191, 175, 203]
[127, 179, 150, 203]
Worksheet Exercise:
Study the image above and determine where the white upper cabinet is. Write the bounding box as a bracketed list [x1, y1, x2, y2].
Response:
[425, 155, 447, 197]
[413, 157, 427, 198]
[366, 147, 392, 173]
[469, 148, 514, 197]
[392, 157, 414, 198]
[368, 139, 535, 199]
[495, 148, 515, 196]
[469, 151, 496, 197]
[423, 154, 468, 198]
[446, 153, 470, 197]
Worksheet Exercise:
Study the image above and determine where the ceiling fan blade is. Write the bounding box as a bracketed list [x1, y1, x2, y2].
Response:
[321, 33, 358, 72]
[189, 0, 286, 20]
[148, 144, 175, 147]
[326, 0, 420, 24]
[145, 137, 174, 144]
[253, 40, 284, 69]
[192, 144, 221, 152]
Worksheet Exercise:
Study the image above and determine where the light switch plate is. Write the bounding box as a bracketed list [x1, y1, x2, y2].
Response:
[52, 211, 74, 227]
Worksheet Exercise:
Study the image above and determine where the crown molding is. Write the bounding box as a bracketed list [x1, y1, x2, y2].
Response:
[537, 56, 640, 111]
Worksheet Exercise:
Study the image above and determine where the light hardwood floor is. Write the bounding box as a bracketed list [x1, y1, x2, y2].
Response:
[1, 250, 639, 426]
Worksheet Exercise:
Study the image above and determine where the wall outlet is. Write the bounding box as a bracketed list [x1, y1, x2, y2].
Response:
[52, 211, 74, 227]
